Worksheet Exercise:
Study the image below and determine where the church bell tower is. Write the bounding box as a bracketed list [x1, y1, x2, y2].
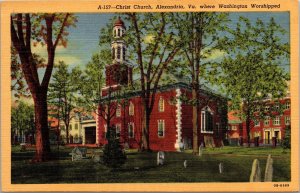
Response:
[105, 17, 133, 89]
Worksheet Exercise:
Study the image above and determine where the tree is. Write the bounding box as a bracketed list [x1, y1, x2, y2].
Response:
[281, 125, 291, 149]
[76, 53, 106, 114]
[102, 125, 126, 169]
[125, 13, 181, 151]
[48, 61, 81, 144]
[11, 101, 35, 144]
[174, 13, 229, 154]
[213, 16, 289, 146]
[11, 13, 77, 161]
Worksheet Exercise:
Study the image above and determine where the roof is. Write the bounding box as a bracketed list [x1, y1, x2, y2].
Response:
[114, 17, 125, 27]
[98, 82, 227, 102]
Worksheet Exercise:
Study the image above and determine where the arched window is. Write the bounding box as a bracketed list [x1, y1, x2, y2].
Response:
[118, 28, 121, 37]
[123, 47, 126, 60]
[201, 106, 214, 133]
[158, 97, 164, 112]
[158, 120, 165, 137]
[117, 46, 121, 59]
[112, 48, 115, 59]
[116, 105, 121, 117]
[128, 123, 134, 138]
[129, 102, 134, 116]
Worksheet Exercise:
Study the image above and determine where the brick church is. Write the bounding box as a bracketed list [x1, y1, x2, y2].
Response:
[96, 17, 228, 151]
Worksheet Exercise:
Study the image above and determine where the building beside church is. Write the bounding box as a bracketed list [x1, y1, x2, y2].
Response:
[227, 87, 291, 146]
[94, 17, 228, 151]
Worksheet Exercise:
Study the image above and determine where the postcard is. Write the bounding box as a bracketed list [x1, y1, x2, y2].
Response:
[1, 0, 299, 192]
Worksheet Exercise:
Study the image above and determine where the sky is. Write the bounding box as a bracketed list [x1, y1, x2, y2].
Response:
[27, 12, 291, 97]
[34, 12, 290, 72]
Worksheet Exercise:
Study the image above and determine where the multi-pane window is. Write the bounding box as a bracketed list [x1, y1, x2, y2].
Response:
[129, 102, 134, 116]
[273, 116, 280, 126]
[275, 104, 280, 111]
[117, 46, 121, 59]
[116, 105, 121, 117]
[158, 120, 165, 137]
[264, 116, 270, 126]
[117, 28, 121, 36]
[285, 116, 291, 125]
[75, 123, 78, 130]
[116, 124, 121, 138]
[158, 97, 164, 112]
[265, 106, 270, 111]
[231, 125, 237, 130]
[255, 106, 260, 112]
[128, 123, 134, 138]
[285, 101, 290, 110]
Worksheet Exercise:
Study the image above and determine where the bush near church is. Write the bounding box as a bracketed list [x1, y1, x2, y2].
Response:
[102, 125, 126, 168]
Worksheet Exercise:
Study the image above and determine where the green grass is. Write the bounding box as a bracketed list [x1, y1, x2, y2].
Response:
[11, 146, 291, 183]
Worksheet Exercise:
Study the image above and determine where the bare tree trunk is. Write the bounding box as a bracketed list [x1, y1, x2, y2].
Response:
[192, 87, 199, 154]
[32, 91, 51, 162]
[142, 109, 150, 151]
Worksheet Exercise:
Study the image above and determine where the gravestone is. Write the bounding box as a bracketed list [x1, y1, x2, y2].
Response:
[264, 154, 273, 182]
[199, 143, 204, 157]
[249, 159, 261, 182]
[179, 142, 184, 152]
[183, 160, 187, 168]
[69, 146, 87, 161]
[157, 151, 165, 165]
[219, 163, 224, 174]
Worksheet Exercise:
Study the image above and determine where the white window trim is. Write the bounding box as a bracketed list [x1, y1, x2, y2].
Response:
[285, 116, 291, 125]
[128, 122, 134, 138]
[264, 116, 270, 126]
[129, 102, 134, 116]
[158, 97, 165, 112]
[116, 105, 121, 117]
[116, 124, 121, 138]
[285, 102, 290, 110]
[200, 106, 214, 134]
[157, 120, 165, 138]
[254, 119, 260, 127]
[273, 116, 280, 126]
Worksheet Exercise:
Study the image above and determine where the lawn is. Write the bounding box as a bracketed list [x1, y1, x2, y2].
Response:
[11, 145, 291, 183]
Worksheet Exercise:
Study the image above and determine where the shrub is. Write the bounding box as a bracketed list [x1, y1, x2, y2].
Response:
[102, 125, 126, 168]
[281, 125, 291, 149]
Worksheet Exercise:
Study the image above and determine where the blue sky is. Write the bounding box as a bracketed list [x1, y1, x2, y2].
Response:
[34, 12, 290, 79]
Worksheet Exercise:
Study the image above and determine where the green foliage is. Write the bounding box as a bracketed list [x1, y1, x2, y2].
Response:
[11, 101, 35, 136]
[76, 53, 106, 114]
[102, 126, 126, 169]
[281, 125, 291, 149]
[208, 16, 290, 143]
[48, 61, 82, 142]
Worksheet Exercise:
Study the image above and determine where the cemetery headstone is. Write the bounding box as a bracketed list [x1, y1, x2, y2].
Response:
[264, 154, 273, 182]
[199, 143, 204, 157]
[219, 163, 224, 174]
[184, 160, 187, 168]
[157, 151, 165, 166]
[249, 159, 261, 182]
